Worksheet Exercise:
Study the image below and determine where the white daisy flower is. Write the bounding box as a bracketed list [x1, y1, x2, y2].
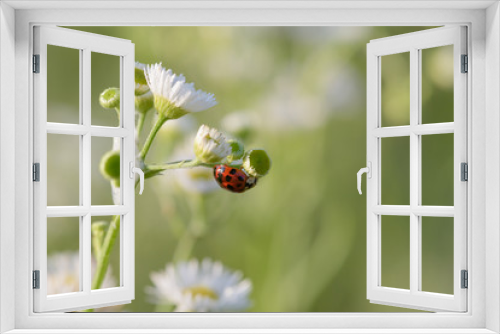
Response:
[146, 258, 252, 312]
[47, 251, 121, 312]
[47, 251, 117, 295]
[145, 63, 217, 119]
[193, 124, 232, 164]
[47, 252, 80, 295]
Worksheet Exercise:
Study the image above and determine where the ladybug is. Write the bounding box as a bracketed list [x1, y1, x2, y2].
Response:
[213, 165, 257, 193]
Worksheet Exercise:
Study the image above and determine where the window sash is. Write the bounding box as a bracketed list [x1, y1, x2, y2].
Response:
[32, 25, 136, 313]
[366, 26, 468, 312]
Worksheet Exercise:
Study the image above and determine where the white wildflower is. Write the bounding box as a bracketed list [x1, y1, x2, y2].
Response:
[193, 125, 231, 164]
[145, 63, 217, 119]
[146, 258, 252, 312]
[47, 252, 117, 295]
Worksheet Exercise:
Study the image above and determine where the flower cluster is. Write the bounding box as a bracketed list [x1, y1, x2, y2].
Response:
[92, 61, 271, 312]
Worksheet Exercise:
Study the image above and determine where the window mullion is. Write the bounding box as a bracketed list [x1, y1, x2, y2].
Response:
[409, 47, 420, 294]
[81, 47, 92, 294]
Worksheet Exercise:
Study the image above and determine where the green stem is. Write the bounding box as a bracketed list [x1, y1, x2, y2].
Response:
[145, 160, 241, 175]
[172, 232, 196, 262]
[147, 159, 200, 171]
[91, 222, 106, 261]
[92, 215, 120, 290]
[172, 194, 207, 262]
[136, 113, 146, 139]
[139, 115, 167, 161]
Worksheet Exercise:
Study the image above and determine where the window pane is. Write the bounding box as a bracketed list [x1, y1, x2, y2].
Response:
[92, 137, 121, 205]
[47, 134, 80, 206]
[47, 217, 80, 295]
[421, 134, 454, 206]
[381, 215, 410, 290]
[421, 217, 454, 294]
[92, 52, 121, 127]
[421, 45, 454, 124]
[47, 45, 80, 124]
[381, 52, 410, 127]
[382, 136, 410, 205]
[91, 215, 121, 290]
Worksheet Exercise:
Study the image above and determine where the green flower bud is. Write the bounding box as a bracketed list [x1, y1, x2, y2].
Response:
[226, 139, 245, 163]
[243, 149, 271, 177]
[99, 87, 120, 109]
[135, 63, 150, 96]
[135, 90, 154, 114]
[91, 221, 107, 236]
[99, 150, 120, 181]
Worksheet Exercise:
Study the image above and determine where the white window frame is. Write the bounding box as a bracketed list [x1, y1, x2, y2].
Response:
[366, 26, 468, 312]
[0, 1, 499, 333]
[33, 26, 136, 313]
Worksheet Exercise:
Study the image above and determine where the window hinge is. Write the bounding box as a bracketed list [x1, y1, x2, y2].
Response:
[33, 163, 40, 182]
[461, 162, 468, 182]
[461, 54, 468, 73]
[33, 54, 40, 73]
[461, 270, 468, 289]
[33, 270, 40, 289]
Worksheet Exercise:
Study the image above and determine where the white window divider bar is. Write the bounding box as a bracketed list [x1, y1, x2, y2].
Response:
[372, 122, 454, 138]
[46, 122, 130, 137]
[371, 205, 454, 217]
[46, 206, 130, 217]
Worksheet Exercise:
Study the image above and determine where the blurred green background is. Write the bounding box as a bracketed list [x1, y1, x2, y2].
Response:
[46, 26, 455, 312]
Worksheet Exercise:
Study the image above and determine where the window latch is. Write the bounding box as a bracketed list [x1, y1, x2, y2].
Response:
[129, 161, 144, 195]
[357, 162, 372, 195]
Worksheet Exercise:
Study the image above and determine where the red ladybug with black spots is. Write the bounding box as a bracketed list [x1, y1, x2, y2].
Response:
[213, 165, 257, 193]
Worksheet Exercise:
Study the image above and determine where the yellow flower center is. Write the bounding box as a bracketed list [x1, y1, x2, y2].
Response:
[183, 286, 218, 300]
[64, 275, 78, 289]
